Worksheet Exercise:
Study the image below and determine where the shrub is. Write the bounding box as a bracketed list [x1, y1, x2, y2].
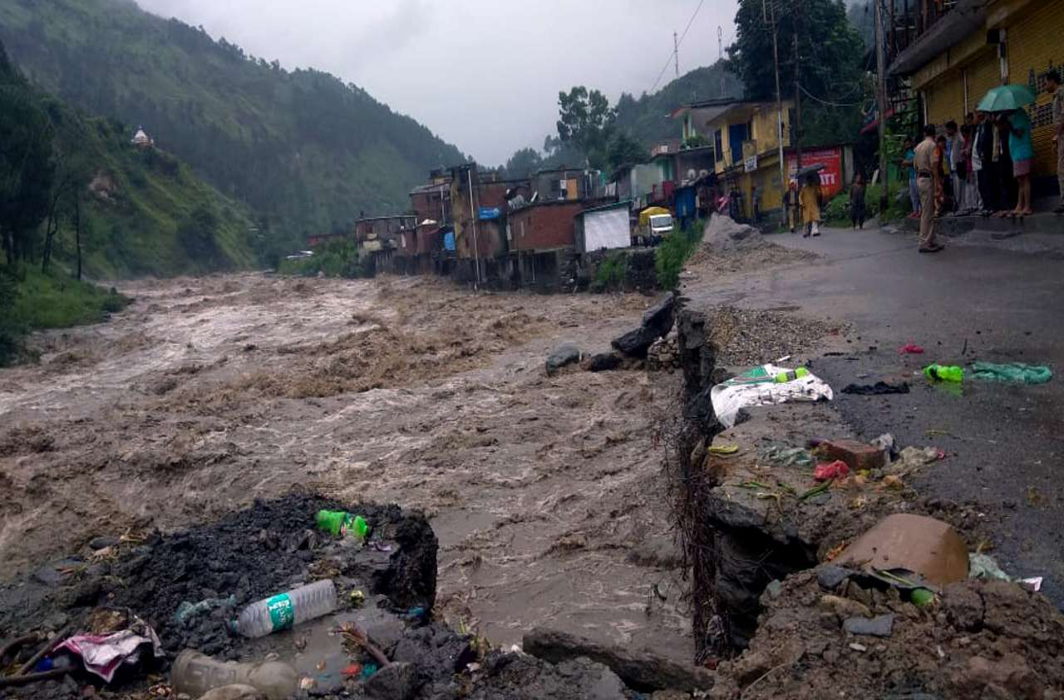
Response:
[655, 220, 704, 290]
[592, 251, 628, 292]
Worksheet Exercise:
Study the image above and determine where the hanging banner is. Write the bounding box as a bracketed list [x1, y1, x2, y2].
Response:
[786, 147, 844, 198]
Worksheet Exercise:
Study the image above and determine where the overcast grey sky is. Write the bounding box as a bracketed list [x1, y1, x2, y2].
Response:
[133, 0, 739, 165]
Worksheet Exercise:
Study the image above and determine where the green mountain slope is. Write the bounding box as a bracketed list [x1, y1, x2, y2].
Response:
[614, 62, 743, 146]
[0, 37, 254, 278]
[0, 0, 465, 257]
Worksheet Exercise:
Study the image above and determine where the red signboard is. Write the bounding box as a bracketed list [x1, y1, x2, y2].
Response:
[785, 147, 844, 198]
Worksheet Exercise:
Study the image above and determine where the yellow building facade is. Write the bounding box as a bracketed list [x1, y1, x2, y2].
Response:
[707, 101, 795, 212]
[910, 0, 1064, 177]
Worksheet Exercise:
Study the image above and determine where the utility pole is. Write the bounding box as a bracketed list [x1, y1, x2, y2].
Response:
[674, 31, 680, 78]
[765, 0, 787, 206]
[874, 0, 890, 212]
[718, 26, 725, 97]
[466, 166, 481, 288]
[793, 0, 802, 172]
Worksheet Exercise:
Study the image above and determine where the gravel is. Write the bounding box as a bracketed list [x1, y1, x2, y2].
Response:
[707, 306, 848, 367]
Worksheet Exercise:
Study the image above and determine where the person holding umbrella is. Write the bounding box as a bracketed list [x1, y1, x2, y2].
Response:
[1008, 106, 1034, 216]
[978, 84, 1037, 216]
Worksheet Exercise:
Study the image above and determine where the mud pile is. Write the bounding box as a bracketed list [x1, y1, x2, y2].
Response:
[714, 572, 1064, 699]
[0, 494, 678, 699]
[685, 214, 818, 274]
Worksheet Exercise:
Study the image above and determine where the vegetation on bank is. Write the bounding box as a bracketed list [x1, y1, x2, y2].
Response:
[0, 265, 129, 365]
[822, 183, 912, 228]
[655, 220, 704, 290]
[276, 238, 374, 279]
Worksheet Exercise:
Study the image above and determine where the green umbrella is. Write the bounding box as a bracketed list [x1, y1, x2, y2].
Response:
[976, 84, 1036, 112]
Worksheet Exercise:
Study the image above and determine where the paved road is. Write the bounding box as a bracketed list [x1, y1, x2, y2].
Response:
[683, 223, 1064, 604]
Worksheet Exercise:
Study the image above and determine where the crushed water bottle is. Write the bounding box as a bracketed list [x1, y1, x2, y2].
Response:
[233, 579, 337, 638]
[171, 650, 298, 700]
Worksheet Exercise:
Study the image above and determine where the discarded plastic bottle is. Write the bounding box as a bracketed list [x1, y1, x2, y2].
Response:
[315, 509, 369, 540]
[172, 649, 299, 700]
[923, 364, 964, 382]
[774, 367, 809, 383]
[233, 579, 337, 638]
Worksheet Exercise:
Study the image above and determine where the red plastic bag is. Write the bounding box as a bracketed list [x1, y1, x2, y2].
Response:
[814, 460, 850, 481]
[899, 343, 925, 354]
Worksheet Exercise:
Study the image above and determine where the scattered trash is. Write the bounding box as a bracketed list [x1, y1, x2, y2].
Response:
[969, 553, 1043, 591]
[172, 649, 299, 700]
[758, 443, 815, 467]
[349, 589, 366, 607]
[711, 364, 833, 428]
[233, 579, 338, 638]
[923, 364, 964, 382]
[870, 433, 896, 461]
[174, 595, 236, 626]
[342, 663, 363, 677]
[55, 618, 165, 683]
[910, 588, 936, 607]
[899, 343, 925, 354]
[814, 461, 850, 482]
[708, 443, 740, 456]
[799, 482, 833, 501]
[969, 362, 1052, 385]
[843, 613, 895, 637]
[773, 367, 809, 383]
[316, 509, 369, 540]
[834, 514, 969, 586]
[880, 474, 905, 490]
[339, 622, 392, 670]
[848, 643, 867, 652]
[360, 662, 379, 679]
[841, 381, 910, 395]
[403, 606, 427, 622]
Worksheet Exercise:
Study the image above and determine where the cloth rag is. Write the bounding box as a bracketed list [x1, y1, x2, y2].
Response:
[710, 364, 833, 428]
[841, 381, 910, 395]
[55, 625, 164, 682]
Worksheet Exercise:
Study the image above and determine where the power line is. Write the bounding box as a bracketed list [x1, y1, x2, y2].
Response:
[650, 0, 707, 93]
[800, 84, 865, 108]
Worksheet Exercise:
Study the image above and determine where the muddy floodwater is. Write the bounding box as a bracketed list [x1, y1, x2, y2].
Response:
[0, 274, 692, 661]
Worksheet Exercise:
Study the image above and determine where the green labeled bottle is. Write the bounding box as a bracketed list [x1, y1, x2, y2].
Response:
[923, 364, 964, 382]
[315, 510, 369, 540]
[774, 367, 809, 383]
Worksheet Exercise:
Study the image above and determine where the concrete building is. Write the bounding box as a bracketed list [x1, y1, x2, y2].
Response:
[575, 200, 632, 253]
[890, 0, 1064, 186]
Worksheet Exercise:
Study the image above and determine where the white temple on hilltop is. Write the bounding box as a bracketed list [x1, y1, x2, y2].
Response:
[131, 126, 154, 149]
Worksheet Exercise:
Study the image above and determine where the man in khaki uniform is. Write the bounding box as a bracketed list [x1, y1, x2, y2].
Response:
[914, 124, 943, 253]
[1047, 70, 1064, 214]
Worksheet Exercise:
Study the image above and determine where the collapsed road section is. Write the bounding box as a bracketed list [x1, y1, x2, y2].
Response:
[664, 304, 1064, 699]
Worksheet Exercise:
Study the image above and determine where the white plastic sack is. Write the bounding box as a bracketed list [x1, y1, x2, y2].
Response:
[710, 364, 833, 428]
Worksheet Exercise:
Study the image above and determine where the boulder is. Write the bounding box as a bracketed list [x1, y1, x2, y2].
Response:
[611, 327, 659, 359]
[522, 627, 714, 693]
[641, 292, 676, 338]
[364, 661, 418, 700]
[199, 686, 266, 700]
[587, 352, 622, 372]
[546, 342, 582, 375]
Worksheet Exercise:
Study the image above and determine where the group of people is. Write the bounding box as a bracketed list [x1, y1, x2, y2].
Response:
[905, 70, 1064, 253]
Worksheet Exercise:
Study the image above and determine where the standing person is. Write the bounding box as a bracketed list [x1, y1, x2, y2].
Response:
[1008, 107, 1034, 216]
[850, 172, 867, 229]
[933, 135, 951, 216]
[1047, 70, 1064, 213]
[901, 136, 920, 218]
[914, 124, 943, 253]
[994, 113, 1017, 215]
[947, 120, 966, 214]
[973, 112, 996, 215]
[783, 180, 799, 233]
[751, 185, 762, 223]
[799, 171, 822, 238]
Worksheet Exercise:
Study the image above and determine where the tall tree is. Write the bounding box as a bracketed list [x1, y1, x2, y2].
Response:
[728, 0, 866, 145]
[0, 43, 55, 262]
[556, 86, 616, 168]
[503, 147, 543, 179]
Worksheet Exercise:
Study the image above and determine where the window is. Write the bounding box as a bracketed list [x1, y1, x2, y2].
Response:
[714, 130, 724, 161]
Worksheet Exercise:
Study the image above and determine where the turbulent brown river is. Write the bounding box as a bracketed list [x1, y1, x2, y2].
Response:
[0, 273, 692, 661]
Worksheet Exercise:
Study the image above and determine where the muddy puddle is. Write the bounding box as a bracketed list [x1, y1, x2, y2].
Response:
[0, 273, 691, 662]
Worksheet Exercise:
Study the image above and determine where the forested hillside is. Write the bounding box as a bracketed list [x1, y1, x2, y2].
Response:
[613, 62, 743, 146]
[0, 0, 465, 259]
